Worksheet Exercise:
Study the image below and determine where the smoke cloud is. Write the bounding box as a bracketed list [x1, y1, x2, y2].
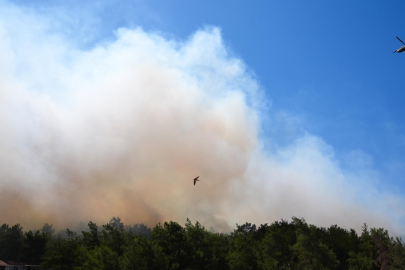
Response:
[0, 2, 404, 234]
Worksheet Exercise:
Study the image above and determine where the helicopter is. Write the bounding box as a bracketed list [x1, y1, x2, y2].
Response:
[394, 36, 405, 53]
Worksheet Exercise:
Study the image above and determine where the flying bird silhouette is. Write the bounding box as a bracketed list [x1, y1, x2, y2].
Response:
[193, 176, 200, 186]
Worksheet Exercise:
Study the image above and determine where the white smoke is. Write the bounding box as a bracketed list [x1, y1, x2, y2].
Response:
[0, 1, 404, 234]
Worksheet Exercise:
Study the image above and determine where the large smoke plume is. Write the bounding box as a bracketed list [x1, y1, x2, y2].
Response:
[0, 1, 404, 234]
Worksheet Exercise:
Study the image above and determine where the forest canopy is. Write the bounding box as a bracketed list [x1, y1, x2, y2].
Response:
[0, 217, 404, 270]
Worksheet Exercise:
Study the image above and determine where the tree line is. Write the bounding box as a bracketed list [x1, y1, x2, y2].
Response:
[1, 217, 405, 269]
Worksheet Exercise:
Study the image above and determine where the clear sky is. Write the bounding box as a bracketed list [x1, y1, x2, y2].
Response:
[1, 0, 405, 233]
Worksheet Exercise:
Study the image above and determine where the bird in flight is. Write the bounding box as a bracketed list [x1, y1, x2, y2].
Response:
[193, 176, 200, 186]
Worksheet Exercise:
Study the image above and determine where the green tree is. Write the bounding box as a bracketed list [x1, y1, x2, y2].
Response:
[389, 237, 405, 269]
[120, 234, 168, 270]
[81, 221, 100, 250]
[291, 218, 338, 270]
[323, 225, 357, 270]
[184, 219, 229, 270]
[227, 222, 259, 270]
[126, 223, 152, 238]
[41, 223, 55, 236]
[152, 221, 188, 269]
[102, 217, 127, 257]
[370, 228, 390, 270]
[0, 223, 24, 261]
[259, 220, 296, 270]
[41, 229, 81, 270]
[23, 229, 50, 264]
[348, 224, 378, 270]
[75, 244, 118, 270]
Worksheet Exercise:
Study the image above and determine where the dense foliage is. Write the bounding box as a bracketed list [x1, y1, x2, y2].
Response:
[1, 217, 405, 269]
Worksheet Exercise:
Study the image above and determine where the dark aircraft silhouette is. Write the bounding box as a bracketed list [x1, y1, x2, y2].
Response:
[394, 36, 405, 53]
[193, 176, 200, 186]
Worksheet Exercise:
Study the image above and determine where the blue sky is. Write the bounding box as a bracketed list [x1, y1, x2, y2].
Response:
[2, 0, 405, 232]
